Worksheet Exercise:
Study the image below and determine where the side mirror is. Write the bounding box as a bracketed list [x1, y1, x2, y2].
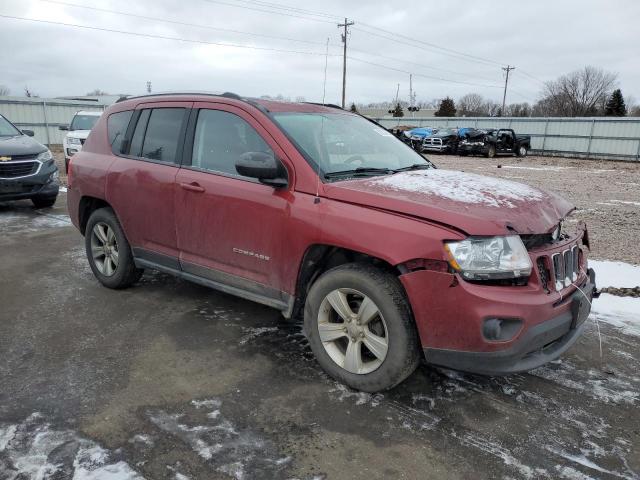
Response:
[235, 152, 288, 188]
[21, 129, 34, 137]
[59, 125, 69, 131]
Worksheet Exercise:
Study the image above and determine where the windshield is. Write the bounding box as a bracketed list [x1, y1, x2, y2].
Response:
[273, 113, 430, 179]
[0, 115, 22, 137]
[70, 114, 100, 131]
[434, 129, 456, 136]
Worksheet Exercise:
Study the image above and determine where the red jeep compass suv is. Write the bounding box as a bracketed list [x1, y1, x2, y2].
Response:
[67, 93, 596, 392]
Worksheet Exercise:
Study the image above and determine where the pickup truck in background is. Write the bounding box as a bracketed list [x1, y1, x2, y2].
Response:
[458, 128, 531, 158]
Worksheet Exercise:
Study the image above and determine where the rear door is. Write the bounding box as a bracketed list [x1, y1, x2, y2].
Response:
[174, 102, 295, 307]
[106, 101, 191, 265]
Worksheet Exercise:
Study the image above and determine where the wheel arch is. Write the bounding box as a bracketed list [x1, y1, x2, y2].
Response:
[290, 243, 406, 319]
[78, 196, 112, 235]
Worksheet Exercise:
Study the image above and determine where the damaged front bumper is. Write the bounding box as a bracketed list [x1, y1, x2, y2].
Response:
[400, 232, 596, 375]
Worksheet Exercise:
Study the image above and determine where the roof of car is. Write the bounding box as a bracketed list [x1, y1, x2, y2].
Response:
[116, 92, 349, 115]
[76, 110, 103, 116]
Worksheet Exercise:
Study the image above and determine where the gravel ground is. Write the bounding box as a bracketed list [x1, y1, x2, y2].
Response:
[430, 154, 640, 265]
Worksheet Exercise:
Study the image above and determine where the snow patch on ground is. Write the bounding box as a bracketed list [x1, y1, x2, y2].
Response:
[147, 398, 290, 480]
[590, 259, 640, 288]
[328, 383, 384, 407]
[0, 413, 143, 480]
[371, 169, 545, 208]
[238, 326, 279, 345]
[533, 360, 638, 404]
[589, 259, 640, 336]
[501, 165, 573, 172]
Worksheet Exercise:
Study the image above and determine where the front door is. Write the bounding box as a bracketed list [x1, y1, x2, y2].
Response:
[174, 103, 294, 307]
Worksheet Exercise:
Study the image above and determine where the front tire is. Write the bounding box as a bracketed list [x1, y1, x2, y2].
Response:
[486, 145, 496, 158]
[517, 145, 528, 157]
[85, 207, 143, 289]
[304, 263, 421, 392]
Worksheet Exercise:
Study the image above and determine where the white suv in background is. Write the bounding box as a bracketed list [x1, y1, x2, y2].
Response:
[60, 110, 102, 172]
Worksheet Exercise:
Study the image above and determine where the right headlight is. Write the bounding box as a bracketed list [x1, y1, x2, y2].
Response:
[444, 235, 532, 281]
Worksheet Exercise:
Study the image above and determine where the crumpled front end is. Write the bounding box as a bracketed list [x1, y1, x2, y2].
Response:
[400, 227, 596, 375]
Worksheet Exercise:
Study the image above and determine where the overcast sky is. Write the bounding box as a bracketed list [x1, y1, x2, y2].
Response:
[2, 0, 639, 106]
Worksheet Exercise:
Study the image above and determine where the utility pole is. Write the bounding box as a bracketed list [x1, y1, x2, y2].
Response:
[409, 74, 414, 117]
[501, 65, 515, 115]
[338, 17, 354, 109]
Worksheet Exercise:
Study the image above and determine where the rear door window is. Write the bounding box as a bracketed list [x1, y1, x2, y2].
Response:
[128, 109, 150, 157]
[140, 108, 186, 163]
[107, 110, 133, 154]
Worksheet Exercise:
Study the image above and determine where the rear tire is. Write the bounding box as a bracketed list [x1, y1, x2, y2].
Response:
[85, 207, 143, 289]
[304, 263, 421, 392]
[517, 145, 528, 157]
[31, 195, 57, 209]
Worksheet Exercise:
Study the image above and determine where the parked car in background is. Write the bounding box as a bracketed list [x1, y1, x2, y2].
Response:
[60, 110, 102, 172]
[405, 126, 438, 151]
[421, 128, 459, 154]
[67, 93, 595, 392]
[0, 114, 59, 208]
[458, 128, 531, 157]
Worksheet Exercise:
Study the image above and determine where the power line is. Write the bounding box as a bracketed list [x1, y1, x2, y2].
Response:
[0, 14, 340, 56]
[354, 24, 506, 67]
[347, 56, 504, 89]
[199, 0, 336, 24]
[39, 0, 335, 47]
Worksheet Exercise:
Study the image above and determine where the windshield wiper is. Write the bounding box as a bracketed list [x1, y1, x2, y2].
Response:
[392, 163, 433, 173]
[324, 167, 392, 179]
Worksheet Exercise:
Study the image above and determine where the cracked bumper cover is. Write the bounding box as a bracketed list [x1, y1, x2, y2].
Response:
[401, 263, 596, 376]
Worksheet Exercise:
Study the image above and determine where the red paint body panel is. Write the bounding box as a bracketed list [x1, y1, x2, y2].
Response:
[67, 93, 591, 371]
[402, 232, 588, 352]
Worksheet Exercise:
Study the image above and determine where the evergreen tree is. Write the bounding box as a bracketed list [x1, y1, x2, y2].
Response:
[392, 103, 404, 118]
[435, 97, 456, 117]
[605, 89, 627, 116]
[349, 103, 358, 113]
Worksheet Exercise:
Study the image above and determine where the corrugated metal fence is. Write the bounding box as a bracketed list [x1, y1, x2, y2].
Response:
[1, 97, 639, 161]
[0, 96, 107, 146]
[374, 116, 640, 161]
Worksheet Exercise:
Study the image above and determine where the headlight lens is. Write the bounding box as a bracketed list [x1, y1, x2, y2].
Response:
[445, 236, 532, 280]
[67, 137, 82, 145]
[37, 149, 53, 161]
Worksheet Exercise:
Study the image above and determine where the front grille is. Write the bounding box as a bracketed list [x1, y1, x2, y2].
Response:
[424, 138, 443, 147]
[537, 258, 550, 293]
[551, 245, 580, 291]
[0, 161, 39, 178]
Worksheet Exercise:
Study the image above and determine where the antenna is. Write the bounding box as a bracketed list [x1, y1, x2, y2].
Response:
[316, 37, 330, 203]
[322, 37, 329, 106]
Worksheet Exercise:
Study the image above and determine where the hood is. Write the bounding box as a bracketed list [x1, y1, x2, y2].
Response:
[324, 169, 573, 236]
[0, 135, 47, 157]
[67, 130, 91, 140]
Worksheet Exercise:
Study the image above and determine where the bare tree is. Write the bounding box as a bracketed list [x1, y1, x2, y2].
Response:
[24, 86, 38, 97]
[0, 85, 10, 96]
[457, 93, 485, 116]
[86, 89, 109, 96]
[505, 102, 532, 117]
[538, 66, 617, 116]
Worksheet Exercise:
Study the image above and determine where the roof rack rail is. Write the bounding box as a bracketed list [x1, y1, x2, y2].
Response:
[303, 102, 344, 110]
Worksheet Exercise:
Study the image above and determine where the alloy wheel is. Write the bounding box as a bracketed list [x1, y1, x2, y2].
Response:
[90, 222, 119, 276]
[317, 288, 389, 374]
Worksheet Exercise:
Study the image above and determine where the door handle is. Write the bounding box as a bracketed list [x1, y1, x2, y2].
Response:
[180, 182, 205, 193]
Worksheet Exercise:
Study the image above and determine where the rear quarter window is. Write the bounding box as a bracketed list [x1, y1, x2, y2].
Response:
[107, 110, 133, 154]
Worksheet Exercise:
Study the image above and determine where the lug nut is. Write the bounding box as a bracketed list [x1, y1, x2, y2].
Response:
[359, 332, 365, 338]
